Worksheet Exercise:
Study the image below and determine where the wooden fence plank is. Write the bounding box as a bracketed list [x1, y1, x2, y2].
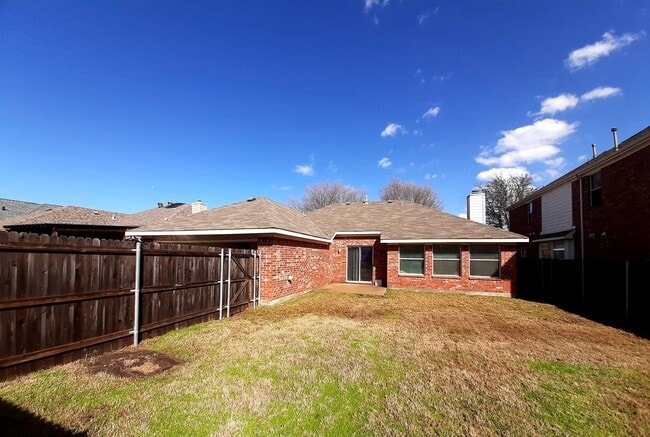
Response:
[0, 231, 257, 380]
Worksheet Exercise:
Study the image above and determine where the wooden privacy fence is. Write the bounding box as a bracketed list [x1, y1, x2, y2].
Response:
[0, 231, 261, 380]
[517, 258, 649, 336]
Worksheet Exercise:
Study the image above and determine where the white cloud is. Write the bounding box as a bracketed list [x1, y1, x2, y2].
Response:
[544, 157, 566, 168]
[381, 123, 406, 137]
[378, 157, 392, 168]
[475, 119, 577, 181]
[494, 118, 577, 154]
[476, 167, 530, 183]
[365, 0, 390, 12]
[581, 86, 622, 101]
[476, 145, 562, 167]
[538, 94, 580, 115]
[565, 30, 643, 71]
[545, 169, 560, 178]
[424, 173, 437, 180]
[533, 86, 622, 116]
[295, 164, 314, 176]
[422, 106, 441, 119]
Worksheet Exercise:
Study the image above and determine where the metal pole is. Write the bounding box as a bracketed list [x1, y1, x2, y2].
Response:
[257, 251, 261, 306]
[252, 250, 257, 308]
[579, 178, 585, 306]
[625, 261, 629, 321]
[257, 252, 262, 305]
[227, 249, 232, 318]
[131, 239, 142, 346]
[219, 248, 224, 320]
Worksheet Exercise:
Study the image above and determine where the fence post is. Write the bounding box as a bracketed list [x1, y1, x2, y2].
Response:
[227, 249, 232, 318]
[219, 248, 224, 320]
[131, 239, 143, 346]
[625, 261, 629, 321]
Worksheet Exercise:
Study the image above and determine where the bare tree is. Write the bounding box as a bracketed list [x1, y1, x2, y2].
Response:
[379, 178, 443, 210]
[479, 174, 536, 229]
[288, 180, 368, 212]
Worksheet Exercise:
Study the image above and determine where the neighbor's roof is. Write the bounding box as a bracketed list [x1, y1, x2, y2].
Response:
[129, 203, 193, 227]
[3, 206, 136, 229]
[508, 125, 650, 211]
[128, 197, 331, 242]
[128, 196, 527, 244]
[308, 200, 527, 243]
[0, 198, 61, 229]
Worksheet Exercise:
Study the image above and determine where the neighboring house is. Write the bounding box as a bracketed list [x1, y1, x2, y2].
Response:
[2, 206, 138, 239]
[0, 198, 60, 230]
[127, 196, 528, 303]
[2, 200, 204, 239]
[508, 126, 650, 261]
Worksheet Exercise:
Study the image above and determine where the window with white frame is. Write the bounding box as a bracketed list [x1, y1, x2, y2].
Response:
[399, 245, 425, 275]
[432, 244, 460, 276]
[590, 173, 602, 207]
[540, 240, 566, 259]
[526, 202, 534, 224]
[469, 245, 500, 278]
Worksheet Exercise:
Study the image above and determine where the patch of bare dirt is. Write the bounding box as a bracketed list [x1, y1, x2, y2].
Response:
[86, 348, 183, 379]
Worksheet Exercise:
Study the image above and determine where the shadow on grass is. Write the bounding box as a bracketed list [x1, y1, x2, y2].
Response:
[516, 295, 649, 340]
[0, 397, 86, 436]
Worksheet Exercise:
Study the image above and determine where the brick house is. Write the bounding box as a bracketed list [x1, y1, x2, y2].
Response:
[127, 197, 528, 303]
[508, 125, 650, 261]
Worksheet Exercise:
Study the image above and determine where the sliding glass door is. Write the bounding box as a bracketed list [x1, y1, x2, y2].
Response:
[347, 246, 373, 283]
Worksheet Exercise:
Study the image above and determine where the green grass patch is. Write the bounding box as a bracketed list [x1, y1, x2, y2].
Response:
[526, 359, 650, 436]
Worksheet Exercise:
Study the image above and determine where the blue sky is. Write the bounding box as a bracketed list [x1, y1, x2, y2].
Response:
[1, 1, 648, 215]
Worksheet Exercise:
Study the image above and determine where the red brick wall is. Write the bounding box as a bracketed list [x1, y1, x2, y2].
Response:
[386, 244, 517, 294]
[257, 237, 332, 302]
[572, 145, 650, 261]
[509, 197, 543, 258]
[258, 237, 519, 302]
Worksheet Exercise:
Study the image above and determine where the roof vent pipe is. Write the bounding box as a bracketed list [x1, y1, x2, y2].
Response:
[591, 143, 597, 159]
[611, 127, 619, 151]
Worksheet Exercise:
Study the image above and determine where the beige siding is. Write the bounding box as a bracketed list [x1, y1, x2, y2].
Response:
[541, 183, 573, 234]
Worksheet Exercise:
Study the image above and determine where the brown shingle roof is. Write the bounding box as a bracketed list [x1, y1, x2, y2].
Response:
[130, 197, 330, 239]
[128, 196, 527, 243]
[3, 206, 135, 228]
[308, 201, 527, 242]
[130, 203, 193, 227]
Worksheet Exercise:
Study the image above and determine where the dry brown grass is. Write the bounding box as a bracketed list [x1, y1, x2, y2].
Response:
[1, 288, 648, 436]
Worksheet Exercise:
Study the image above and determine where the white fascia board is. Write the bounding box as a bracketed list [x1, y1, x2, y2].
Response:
[381, 238, 529, 244]
[125, 228, 332, 244]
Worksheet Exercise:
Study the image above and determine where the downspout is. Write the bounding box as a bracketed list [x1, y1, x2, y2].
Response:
[257, 251, 262, 306]
[252, 250, 257, 308]
[131, 238, 142, 346]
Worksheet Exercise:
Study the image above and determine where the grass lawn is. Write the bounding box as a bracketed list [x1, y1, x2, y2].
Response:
[1, 288, 649, 436]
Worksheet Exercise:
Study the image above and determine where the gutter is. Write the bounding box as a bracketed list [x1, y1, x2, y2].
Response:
[126, 227, 332, 244]
[381, 238, 528, 244]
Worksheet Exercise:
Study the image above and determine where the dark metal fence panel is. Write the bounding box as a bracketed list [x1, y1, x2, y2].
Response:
[0, 231, 258, 380]
[517, 257, 649, 336]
